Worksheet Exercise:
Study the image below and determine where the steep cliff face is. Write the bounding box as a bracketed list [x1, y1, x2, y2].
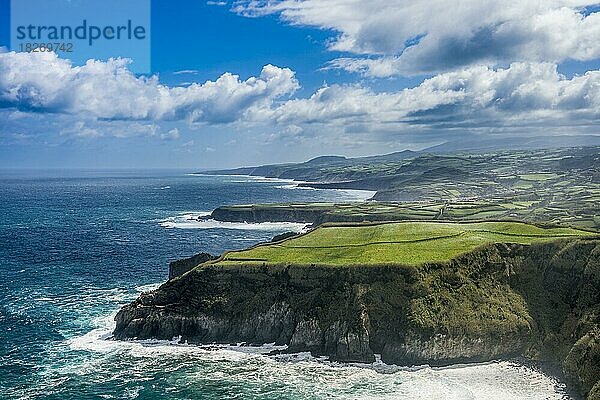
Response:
[210, 206, 325, 224]
[114, 239, 600, 398]
[168, 252, 217, 280]
[209, 205, 415, 225]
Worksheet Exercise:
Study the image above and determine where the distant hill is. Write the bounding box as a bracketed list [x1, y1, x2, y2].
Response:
[201, 149, 419, 182]
[305, 155, 347, 165]
[425, 134, 600, 153]
[200, 147, 599, 230]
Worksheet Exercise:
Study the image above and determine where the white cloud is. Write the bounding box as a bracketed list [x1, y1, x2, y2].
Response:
[59, 121, 102, 138]
[58, 119, 160, 139]
[267, 62, 600, 131]
[173, 69, 200, 75]
[1, 51, 598, 144]
[235, 0, 600, 76]
[323, 57, 405, 79]
[0, 51, 299, 123]
[160, 128, 181, 140]
[0, 131, 34, 145]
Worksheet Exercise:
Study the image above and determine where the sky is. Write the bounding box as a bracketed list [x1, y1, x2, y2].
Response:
[0, 0, 599, 169]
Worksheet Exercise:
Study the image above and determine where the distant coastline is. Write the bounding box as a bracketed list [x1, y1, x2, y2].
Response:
[114, 146, 600, 399]
[189, 172, 378, 201]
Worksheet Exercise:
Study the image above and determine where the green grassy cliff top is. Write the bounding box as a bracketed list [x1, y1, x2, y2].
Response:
[213, 221, 595, 266]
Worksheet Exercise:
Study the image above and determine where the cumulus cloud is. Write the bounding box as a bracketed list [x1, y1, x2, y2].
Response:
[0, 51, 299, 123]
[235, 0, 600, 76]
[1, 51, 598, 144]
[268, 62, 600, 131]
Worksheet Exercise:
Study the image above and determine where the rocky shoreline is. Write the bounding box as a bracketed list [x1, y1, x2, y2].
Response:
[114, 238, 600, 399]
[207, 205, 328, 224]
[205, 204, 421, 225]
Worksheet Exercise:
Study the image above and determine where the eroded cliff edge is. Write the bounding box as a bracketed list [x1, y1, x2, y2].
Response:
[114, 239, 600, 399]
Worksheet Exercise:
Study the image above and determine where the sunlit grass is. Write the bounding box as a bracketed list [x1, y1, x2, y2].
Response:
[214, 221, 594, 266]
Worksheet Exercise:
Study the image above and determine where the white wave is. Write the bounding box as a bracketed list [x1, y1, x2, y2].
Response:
[135, 283, 161, 293]
[275, 184, 315, 190]
[69, 311, 283, 360]
[187, 173, 296, 184]
[159, 186, 171, 190]
[66, 296, 568, 400]
[233, 175, 296, 183]
[188, 173, 377, 201]
[159, 213, 308, 232]
[272, 181, 376, 201]
[71, 316, 567, 400]
[331, 188, 377, 201]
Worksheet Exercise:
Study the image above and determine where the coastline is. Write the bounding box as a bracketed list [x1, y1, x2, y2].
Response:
[35, 171, 593, 399]
[76, 306, 577, 400]
[189, 172, 378, 201]
[113, 229, 600, 398]
[67, 270, 578, 399]
[70, 274, 579, 399]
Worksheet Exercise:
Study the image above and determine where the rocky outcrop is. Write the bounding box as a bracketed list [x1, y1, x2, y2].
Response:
[209, 206, 326, 224]
[208, 205, 412, 225]
[564, 328, 600, 399]
[270, 232, 299, 242]
[115, 239, 600, 399]
[168, 252, 217, 280]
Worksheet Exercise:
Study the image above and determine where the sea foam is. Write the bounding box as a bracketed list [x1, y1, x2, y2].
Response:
[159, 212, 309, 232]
[67, 279, 569, 400]
[69, 304, 569, 400]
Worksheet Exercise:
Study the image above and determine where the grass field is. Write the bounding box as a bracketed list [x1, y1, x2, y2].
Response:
[209, 147, 600, 230]
[213, 221, 595, 266]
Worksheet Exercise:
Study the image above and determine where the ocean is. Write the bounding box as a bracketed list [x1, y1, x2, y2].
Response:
[0, 170, 572, 399]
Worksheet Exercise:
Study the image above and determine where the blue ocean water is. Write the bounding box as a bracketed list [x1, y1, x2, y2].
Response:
[0, 171, 571, 399]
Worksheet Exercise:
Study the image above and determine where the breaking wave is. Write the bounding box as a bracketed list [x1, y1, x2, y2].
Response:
[159, 212, 308, 232]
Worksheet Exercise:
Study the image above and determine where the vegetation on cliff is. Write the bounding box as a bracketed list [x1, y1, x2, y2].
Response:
[209, 197, 599, 231]
[203, 146, 600, 230]
[118, 146, 599, 397]
[115, 237, 600, 399]
[214, 221, 593, 266]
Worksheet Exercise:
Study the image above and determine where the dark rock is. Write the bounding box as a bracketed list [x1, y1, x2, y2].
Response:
[210, 206, 324, 223]
[271, 232, 298, 242]
[564, 328, 600, 397]
[115, 239, 600, 398]
[168, 252, 217, 280]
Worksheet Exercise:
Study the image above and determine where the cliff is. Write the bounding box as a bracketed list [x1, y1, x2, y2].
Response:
[168, 252, 217, 280]
[201, 147, 600, 230]
[114, 239, 599, 399]
[210, 205, 328, 224]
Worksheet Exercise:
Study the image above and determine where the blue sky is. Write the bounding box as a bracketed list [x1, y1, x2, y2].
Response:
[0, 0, 599, 169]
